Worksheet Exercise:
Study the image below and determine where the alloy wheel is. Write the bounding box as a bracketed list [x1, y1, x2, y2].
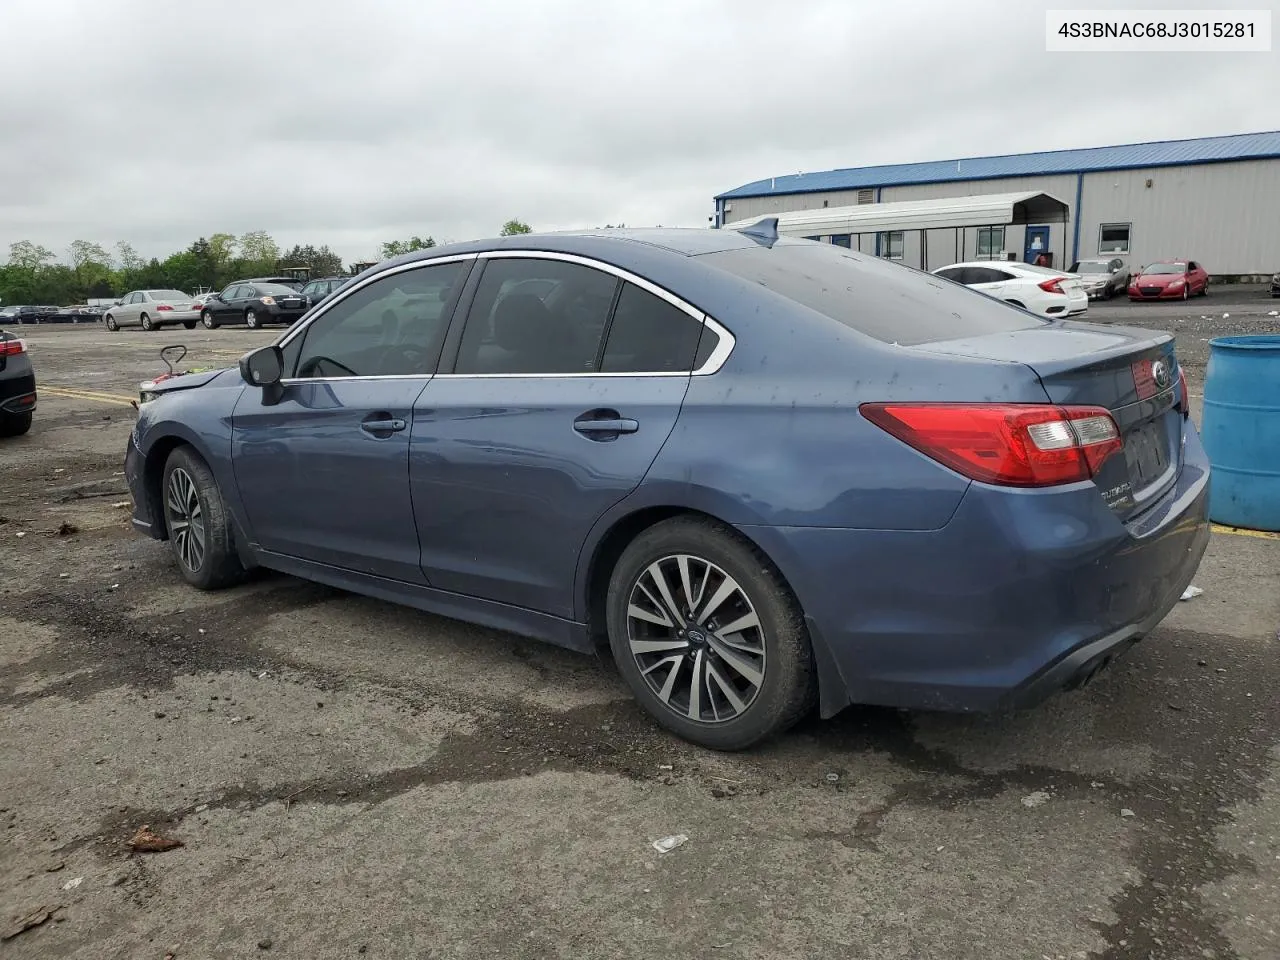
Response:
[166, 467, 206, 573]
[245, 310, 258, 328]
[201, 311, 214, 329]
[626, 554, 766, 724]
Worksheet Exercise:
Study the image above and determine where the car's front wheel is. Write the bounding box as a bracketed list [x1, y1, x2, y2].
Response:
[201, 311, 218, 330]
[104, 315, 118, 331]
[606, 516, 816, 750]
[161, 446, 246, 591]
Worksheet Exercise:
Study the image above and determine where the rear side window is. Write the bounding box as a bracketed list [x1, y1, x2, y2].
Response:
[702, 242, 1048, 346]
[454, 258, 618, 375]
[600, 283, 703, 373]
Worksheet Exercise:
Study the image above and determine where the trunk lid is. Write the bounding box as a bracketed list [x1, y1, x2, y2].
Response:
[915, 320, 1183, 520]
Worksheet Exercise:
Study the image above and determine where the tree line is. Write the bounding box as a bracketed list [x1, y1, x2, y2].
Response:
[0, 219, 533, 306]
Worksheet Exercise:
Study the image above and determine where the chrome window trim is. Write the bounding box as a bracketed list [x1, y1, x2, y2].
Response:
[274, 248, 736, 385]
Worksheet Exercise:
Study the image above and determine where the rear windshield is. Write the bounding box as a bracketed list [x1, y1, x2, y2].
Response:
[700, 241, 1048, 346]
[1071, 260, 1112, 273]
[148, 290, 191, 301]
[257, 283, 300, 295]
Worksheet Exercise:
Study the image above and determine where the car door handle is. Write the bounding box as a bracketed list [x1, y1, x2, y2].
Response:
[361, 416, 407, 435]
[574, 411, 639, 438]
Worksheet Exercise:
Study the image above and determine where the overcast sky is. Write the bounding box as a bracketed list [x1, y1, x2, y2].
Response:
[1, 0, 1276, 264]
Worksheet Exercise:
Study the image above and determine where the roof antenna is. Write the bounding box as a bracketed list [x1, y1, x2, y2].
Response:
[736, 217, 779, 247]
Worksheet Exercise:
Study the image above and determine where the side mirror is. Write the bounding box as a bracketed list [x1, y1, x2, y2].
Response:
[114, 300, 123, 306]
[239, 345, 286, 405]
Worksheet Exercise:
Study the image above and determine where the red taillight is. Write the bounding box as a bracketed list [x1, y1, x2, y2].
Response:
[1178, 367, 1190, 418]
[156, 304, 173, 311]
[1037, 277, 1067, 294]
[860, 403, 1123, 487]
[0, 338, 25, 356]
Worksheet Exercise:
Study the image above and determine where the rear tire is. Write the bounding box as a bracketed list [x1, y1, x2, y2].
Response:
[183, 319, 197, 330]
[245, 309, 260, 329]
[606, 515, 816, 751]
[140, 313, 154, 331]
[0, 411, 33, 437]
[104, 315, 118, 331]
[160, 446, 247, 591]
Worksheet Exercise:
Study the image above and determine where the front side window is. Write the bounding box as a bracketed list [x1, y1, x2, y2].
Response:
[600, 282, 704, 374]
[830, 234, 852, 249]
[879, 231, 904, 260]
[1098, 223, 1131, 255]
[454, 258, 618, 375]
[976, 227, 1004, 260]
[291, 260, 465, 379]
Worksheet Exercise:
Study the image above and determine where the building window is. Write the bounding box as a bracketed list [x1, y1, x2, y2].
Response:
[857, 189, 875, 204]
[976, 226, 1005, 260]
[1098, 223, 1131, 255]
[803, 236, 822, 242]
[831, 234, 852, 248]
[878, 231, 904, 260]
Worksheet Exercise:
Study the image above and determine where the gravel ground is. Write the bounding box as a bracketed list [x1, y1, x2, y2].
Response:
[1, 291, 1278, 959]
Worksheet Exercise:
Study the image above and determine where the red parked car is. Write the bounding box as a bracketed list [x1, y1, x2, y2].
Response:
[1128, 260, 1209, 301]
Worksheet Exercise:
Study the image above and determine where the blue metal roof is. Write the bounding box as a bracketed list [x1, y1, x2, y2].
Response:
[716, 130, 1280, 200]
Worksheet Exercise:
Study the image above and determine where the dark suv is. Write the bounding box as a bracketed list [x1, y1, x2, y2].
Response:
[0, 306, 39, 325]
[0, 330, 36, 436]
[300, 276, 351, 308]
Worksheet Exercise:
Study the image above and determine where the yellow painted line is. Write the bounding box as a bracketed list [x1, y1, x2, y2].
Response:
[1212, 523, 1280, 541]
[40, 385, 137, 407]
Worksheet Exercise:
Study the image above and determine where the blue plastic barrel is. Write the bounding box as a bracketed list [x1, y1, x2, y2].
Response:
[1200, 335, 1280, 531]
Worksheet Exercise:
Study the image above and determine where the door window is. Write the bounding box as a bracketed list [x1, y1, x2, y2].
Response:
[454, 258, 618, 374]
[600, 282, 704, 373]
[290, 261, 466, 379]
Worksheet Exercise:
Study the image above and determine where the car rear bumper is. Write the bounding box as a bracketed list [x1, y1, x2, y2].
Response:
[739, 419, 1212, 716]
[0, 365, 37, 413]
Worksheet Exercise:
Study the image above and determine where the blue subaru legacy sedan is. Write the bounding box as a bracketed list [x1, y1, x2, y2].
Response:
[125, 223, 1210, 750]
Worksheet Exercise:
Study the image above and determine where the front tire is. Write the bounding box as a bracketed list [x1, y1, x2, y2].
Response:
[104, 315, 118, 331]
[161, 446, 246, 591]
[201, 311, 218, 330]
[0, 411, 32, 437]
[1181, 285, 1190, 300]
[606, 516, 816, 750]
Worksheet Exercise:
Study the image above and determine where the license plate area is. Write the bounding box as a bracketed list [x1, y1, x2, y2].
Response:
[1124, 422, 1169, 491]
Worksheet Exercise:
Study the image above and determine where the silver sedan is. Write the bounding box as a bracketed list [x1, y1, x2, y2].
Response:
[103, 290, 202, 332]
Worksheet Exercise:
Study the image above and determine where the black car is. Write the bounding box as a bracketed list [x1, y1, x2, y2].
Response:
[299, 275, 351, 308]
[0, 306, 37, 325]
[200, 281, 309, 329]
[0, 330, 36, 437]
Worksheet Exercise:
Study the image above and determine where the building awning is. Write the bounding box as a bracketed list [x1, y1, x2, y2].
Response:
[723, 190, 1070, 237]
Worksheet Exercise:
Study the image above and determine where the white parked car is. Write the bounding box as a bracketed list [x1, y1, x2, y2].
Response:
[103, 290, 202, 332]
[931, 261, 1088, 318]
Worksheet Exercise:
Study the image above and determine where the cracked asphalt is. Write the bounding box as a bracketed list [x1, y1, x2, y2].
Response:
[2, 289, 1278, 959]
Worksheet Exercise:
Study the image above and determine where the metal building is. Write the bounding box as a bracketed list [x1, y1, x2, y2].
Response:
[714, 130, 1280, 277]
